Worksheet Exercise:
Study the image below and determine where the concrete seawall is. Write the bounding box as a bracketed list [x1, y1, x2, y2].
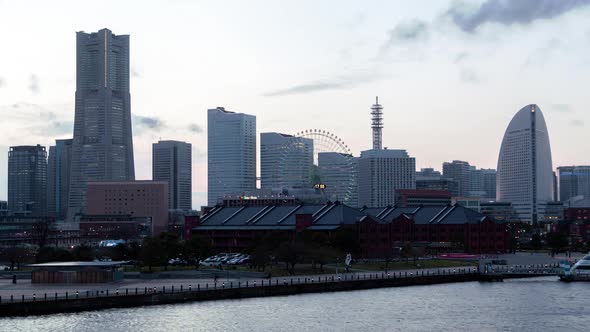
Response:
[0, 273, 482, 317]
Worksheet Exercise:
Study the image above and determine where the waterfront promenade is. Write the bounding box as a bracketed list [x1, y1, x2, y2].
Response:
[0, 252, 575, 316]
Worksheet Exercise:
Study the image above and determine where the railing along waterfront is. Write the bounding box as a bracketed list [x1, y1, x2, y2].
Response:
[0, 267, 479, 305]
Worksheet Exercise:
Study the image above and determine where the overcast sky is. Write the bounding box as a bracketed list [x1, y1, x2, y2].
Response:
[0, 0, 589, 208]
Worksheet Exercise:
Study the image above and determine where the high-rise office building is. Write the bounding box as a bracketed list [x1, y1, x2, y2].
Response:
[47, 139, 73, 219]
[416, 168, 442, 179]
[558, 166, 590, 202]
[442, 160, 472, 197]
[8, 145, 48, 216]
[260, 132, 313, 190]
[208, 107, 256, 206]
[468, 166, 485, 197]
[497, 104, 554, 224]
[357, 149, 416, 207]
[152, 140, 192, 211]
[68, 28, 135, 218]
[482, 169, 497, 201]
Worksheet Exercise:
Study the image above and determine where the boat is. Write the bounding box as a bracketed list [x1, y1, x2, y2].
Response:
[560, 253, 590, 282]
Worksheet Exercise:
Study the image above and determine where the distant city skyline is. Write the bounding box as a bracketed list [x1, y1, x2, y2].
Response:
[1, 0, 589, 208]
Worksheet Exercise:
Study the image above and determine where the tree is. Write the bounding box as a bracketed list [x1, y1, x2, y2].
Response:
[331, 227, 360, 255]
[546, 232, 568, 252]
[159, 232, 182, 270]
[531, 234, 542, 250]
[1, 246, 31, 270]
[184, 235, 212, 266]
[72, 245, 94, 261]
[401, 244, 413, 263]
[35, 247, 74, 263]
[276, 241, 303, 275]
[139, 237, 166, 272]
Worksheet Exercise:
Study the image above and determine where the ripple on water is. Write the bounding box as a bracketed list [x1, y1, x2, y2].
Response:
[1, 277, 588, 332]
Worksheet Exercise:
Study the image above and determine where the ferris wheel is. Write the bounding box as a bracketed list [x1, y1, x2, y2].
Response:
[272, 129, 356, 205]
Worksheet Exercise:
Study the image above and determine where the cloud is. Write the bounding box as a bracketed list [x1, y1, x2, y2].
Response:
[264, 81, 350, 97]
[0, 77, 4, 88]
[187, 123, 203, 133]
[570, 119, 584, 127]
[29, 74, 40, 94]
[551, 104, 572, 112]
[447, 0, 590, 33]
[459, 68, 480, 83]
[133, 114, 166, 131]
[263, 68, 385, 97]
[453, 52, 469, 63]
[379, 20, 429, 54]
[131, 68, 141, 78]
[388, 20, 429, 42]
[30, 120, 73, 137]
[0, 102, 73, 144]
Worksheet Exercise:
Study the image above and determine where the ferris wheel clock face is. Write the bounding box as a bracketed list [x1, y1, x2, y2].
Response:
[272, 129, 356, 204]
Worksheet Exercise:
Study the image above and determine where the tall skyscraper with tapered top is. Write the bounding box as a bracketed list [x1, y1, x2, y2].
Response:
[68, 28, 135, 219]
[497, 104, 553, 224]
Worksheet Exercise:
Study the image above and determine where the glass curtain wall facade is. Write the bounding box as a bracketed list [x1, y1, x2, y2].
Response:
[496, 104, 553, 224]
[207, 107, 256, 206]
[8, 145, 48, 216]
[47, 139, 73, 219]
[152, 140, 192, 211]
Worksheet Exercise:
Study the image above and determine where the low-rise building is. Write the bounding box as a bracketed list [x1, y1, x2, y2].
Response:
[394, 189, 452, 207]
[77, 214, 152, 245]
[85, 181, 169, 235]
[193, 202, 507, 257]
[480, 202, 520, 223]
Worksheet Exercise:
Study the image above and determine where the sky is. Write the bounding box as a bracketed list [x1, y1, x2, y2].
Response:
[0, 0, 589, 209]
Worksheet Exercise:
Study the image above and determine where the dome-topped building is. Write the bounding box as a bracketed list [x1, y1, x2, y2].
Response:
[496, 104, 554, 224]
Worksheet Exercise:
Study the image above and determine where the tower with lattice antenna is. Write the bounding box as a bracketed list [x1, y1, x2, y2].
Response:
[371, 96, 383, 150]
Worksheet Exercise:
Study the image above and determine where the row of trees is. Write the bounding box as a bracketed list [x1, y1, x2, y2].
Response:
[0, 233, 213, 271]
[247, 228, 360, 275]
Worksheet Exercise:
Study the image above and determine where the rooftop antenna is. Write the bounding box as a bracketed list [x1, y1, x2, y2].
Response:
[371, 96, 383, 150]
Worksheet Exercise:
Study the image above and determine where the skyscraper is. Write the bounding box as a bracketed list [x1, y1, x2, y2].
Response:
[47, 139, 73, 220]
[482, 169, 497, 201]
[208, 107, 256, 206]
[8, 145, 48, 216]
[260, 132, 313, 190]
[68, 29, 135, 218]
[442, 160, 471, 197]
[558, 166, 590, 202]
[152, 140, 192, 211]
[357, 149, 416, 207]
[497, 104, 554, 224]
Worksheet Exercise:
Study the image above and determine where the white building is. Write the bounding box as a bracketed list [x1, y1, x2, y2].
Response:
[260, 132, 313, 190]
[207, 107, 256, 206]
[357, 149, 416, 207]
[496, 104, 554, 224]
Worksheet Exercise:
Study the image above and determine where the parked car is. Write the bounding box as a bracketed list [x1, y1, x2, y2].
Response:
[168, 258, 188, 266]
